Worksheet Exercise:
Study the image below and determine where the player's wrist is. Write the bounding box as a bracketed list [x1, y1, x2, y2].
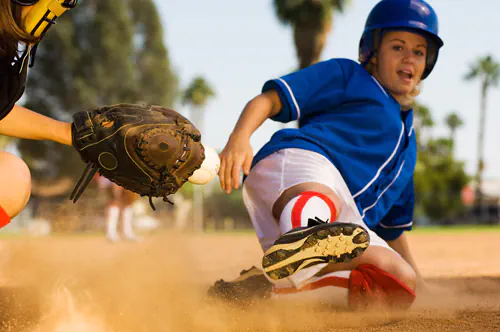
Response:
[60, 121, 73, 146]
[229, 130, 251, 142]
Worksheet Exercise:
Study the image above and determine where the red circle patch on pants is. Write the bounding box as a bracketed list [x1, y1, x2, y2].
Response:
[291, 191, 337, 229]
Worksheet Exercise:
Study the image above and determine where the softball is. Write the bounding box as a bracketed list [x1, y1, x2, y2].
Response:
[188, 145, 220, 185]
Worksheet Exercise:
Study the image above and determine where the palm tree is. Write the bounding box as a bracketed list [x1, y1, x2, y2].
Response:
[273, 0, 347, 69]
[413, 103, 434, 149]
[182, 76, 215, 231]
[444, 112, 463, 153]
[182, 76, 216, 110]
[464, 55, 500, 207]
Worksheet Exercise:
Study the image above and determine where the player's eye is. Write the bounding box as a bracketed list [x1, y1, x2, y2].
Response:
[392, 45, 403, 52]
[414, 50, 425, 57]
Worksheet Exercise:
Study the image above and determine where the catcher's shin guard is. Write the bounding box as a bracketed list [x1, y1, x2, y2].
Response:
[262, 222, 370, 280]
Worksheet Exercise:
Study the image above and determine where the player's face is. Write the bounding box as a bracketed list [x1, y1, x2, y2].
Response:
[372, 31, 427, 97]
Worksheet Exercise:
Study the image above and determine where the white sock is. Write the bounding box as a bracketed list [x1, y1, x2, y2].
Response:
[121, 207, 138, 240]
[279, 191, 339, 234]
[106, 206, 120, 241]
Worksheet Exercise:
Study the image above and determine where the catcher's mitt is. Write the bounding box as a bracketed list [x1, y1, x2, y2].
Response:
[70, 103, 205, 209]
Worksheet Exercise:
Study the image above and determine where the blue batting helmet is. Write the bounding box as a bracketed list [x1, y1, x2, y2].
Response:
[359, 0, 444, 79]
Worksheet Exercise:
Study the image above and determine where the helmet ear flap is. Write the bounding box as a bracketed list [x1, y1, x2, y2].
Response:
[359, 29, 382, 67]
[422, 39, 438, 80]
[372, 29, 382, 50]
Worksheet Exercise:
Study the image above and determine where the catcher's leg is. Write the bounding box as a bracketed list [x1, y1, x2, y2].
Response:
[0, 151, 31, 224]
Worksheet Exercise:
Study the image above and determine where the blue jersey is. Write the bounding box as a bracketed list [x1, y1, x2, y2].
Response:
[253, 58, 416, 241]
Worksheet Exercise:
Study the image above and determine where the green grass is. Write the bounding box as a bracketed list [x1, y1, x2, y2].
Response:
[1, 224, 498, 240]
[188, 224, 500, 236]
[0, 232, 25, 239]
[411, 224, 500, 234]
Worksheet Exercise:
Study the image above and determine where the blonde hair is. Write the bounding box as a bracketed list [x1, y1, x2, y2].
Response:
[364, 59, 421, 111]
[0, 0, 39, 60]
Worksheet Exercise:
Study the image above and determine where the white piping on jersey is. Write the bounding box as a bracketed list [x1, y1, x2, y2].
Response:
[360, 161, 405, 219]
[18, 45, 32, 74]
[371, 75, 414, 138]
[379, 221, 413, 229]
[370, 76, 389, 98]
[353, 124, 404, 199]
[277, 78, 301, 119]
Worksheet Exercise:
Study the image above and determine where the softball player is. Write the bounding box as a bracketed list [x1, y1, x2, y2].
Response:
[216, 0, 443, 309]
[0, 0, 77, 227]
[96, 176, 142, 242]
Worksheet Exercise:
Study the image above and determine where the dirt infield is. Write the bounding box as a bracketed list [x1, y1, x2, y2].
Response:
[0, 229, 499, 331]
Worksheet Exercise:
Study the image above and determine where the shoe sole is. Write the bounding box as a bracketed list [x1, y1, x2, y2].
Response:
[262, 223, 370, 280]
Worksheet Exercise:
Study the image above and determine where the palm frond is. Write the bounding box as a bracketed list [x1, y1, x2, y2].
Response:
[273, 0, 347, 26]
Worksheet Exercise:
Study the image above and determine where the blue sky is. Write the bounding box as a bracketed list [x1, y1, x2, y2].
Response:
[154, 0, 500, 180]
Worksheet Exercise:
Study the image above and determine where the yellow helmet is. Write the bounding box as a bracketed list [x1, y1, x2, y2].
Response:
[12, 0, 78, 38]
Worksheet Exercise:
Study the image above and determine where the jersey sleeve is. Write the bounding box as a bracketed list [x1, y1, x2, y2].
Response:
[374, 178, 415, 241]
[261, 59, 347, 123]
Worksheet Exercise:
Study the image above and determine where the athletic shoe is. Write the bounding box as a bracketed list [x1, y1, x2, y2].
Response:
[262, 221, 370, 280]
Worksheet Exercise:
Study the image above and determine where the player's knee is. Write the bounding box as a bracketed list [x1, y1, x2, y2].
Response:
[350, 263, 417, 310]
[0, 151, 31, 218]
[382, 261, 417, 291]
[369, 254, 417, 291]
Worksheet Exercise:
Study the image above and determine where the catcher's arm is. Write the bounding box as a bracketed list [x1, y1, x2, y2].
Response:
[0, 104, 72, 145]
[219, 90, 281, 194]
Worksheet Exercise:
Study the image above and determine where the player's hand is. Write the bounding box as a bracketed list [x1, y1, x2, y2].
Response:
[218, 133, 253, 194]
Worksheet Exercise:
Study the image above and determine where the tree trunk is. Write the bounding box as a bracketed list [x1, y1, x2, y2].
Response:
[475, 81, 487, 221]
[190, 107, 205, 231]
[293, 18, 332, 69]
[450, 129, 455, 156]
[285, 17, 332, 131]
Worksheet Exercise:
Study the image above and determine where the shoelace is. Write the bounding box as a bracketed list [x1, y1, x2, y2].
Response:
[307, 216, 330, 227]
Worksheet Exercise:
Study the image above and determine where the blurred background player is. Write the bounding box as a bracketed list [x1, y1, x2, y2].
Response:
[96, 176, 142, 243]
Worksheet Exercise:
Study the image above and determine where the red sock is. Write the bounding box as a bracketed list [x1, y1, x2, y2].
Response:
[0, 205, 11, 228]
[349, 264, 416, 310]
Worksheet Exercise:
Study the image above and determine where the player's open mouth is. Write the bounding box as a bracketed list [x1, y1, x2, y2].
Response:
[397, 69, 413, 82]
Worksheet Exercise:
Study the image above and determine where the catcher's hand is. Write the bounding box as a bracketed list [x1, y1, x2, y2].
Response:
[69, 103, 205, 209]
